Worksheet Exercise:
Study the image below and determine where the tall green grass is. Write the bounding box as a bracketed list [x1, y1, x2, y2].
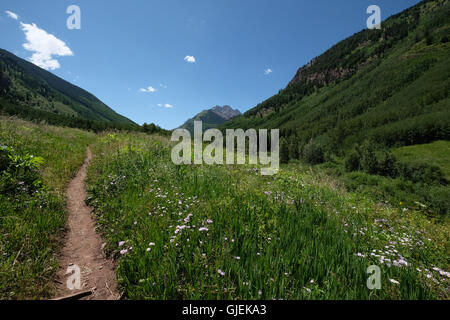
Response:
[0, 117, 96, 299]
[86, 133, 449, 299]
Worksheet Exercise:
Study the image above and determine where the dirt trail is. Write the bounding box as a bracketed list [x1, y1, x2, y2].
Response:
[54, 148, 118, 300]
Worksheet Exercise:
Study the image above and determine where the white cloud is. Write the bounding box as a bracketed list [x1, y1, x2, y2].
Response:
[184, 55, 196, 63]
[160, 84, 168, 89]
[157, 103, 173, 108]
[140, 86, 157, 93]
[264, 68, 273, 75]
[5, 10, 18, 20]
[20, 22, 73, 70]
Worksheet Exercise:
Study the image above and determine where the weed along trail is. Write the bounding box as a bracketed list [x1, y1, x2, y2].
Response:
[54, 148, 118, 300]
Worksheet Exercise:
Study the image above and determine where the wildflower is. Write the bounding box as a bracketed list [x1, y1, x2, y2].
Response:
[199, 227, 209, 232]
[120, 249, 128, 255]
[146, 248, 151, 252]
[303, 287, 311, 293]
[389, 279, 400, 285]
[217, 269, 225, 276]
[118, 241, 125, 247]
[235, 256, 241, 260]
[258, 290, 262, 296]
[206, 219, 213, 224]
[149, 242, 156, 246]
[134, 221, 137, 225]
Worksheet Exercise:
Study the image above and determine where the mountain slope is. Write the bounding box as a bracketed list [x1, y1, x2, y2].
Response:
[0, 48, 134, 124]
[221, 0, 450, 157]
[180, 105, 241, 133]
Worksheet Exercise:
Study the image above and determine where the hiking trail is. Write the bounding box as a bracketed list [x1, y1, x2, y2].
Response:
[54, 148, 118, 300]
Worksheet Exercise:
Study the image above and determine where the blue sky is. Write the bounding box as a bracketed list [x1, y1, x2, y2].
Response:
[0, 0, 421, 129]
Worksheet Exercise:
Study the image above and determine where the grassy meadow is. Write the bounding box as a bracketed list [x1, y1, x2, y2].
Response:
[0, 117, 95, 299]
[0, 118, 448, 299]
[85, 132, 449, 299]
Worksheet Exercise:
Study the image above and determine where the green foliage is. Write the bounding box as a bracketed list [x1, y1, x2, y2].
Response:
[0, 145, 44, 195]
[345, 140, 447, 186]
[279, 137, 290, 164]
[0, 48, 134, 124]
[221, 0, 450, 163]
[302, 139, 325, 165]
[142, 122, 169, 136]
[393, 140, 450, 180]
[85, 132, 449, 300]
[0, 117, 96, 299]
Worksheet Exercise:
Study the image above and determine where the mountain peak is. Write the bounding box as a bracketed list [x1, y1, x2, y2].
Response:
[211, 105, 241, 120]
[179, 105, 241, 133]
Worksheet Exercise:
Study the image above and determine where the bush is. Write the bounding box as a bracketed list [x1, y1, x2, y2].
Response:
[421, 185, 450, 216]
[359, 141, 378, 174]
[397, 162, 447, 185]
[375, 149, 398, 177]
[345, 148, 361, 172]
[344, 141, 447, 186]
[280, 137, 290, 164]
[302, 139, 325, 165]
[0, 145, 44, 195]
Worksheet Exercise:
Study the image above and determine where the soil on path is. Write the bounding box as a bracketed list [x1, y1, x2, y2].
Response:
[54, 148, 118, 300]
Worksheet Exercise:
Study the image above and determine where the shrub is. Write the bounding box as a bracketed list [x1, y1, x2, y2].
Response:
[345, 148, 361, 172]
[358, 141, 379, 174]
[375, 149, 398, 177]
[0, 145, 44, 195]
[280, 137, 290, 164]
[302, 139, 325, 165]
[397, 162, 447, 185]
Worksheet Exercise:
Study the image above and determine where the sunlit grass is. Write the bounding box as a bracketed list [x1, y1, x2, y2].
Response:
[86, 132, 449, 300]
[0, 117, 96, 299]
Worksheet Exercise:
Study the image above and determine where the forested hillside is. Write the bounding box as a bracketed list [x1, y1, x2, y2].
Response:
[222, 0, 449, 159]
[0, 48, 134, 125]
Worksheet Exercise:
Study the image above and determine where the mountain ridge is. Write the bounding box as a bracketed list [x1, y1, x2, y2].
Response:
[0, 48, 135, 125]
[221, 0, 450, 161]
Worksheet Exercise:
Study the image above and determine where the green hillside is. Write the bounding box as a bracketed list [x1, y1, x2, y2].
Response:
[0, 48, 134, 125]
[222, 0, 450, 156]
